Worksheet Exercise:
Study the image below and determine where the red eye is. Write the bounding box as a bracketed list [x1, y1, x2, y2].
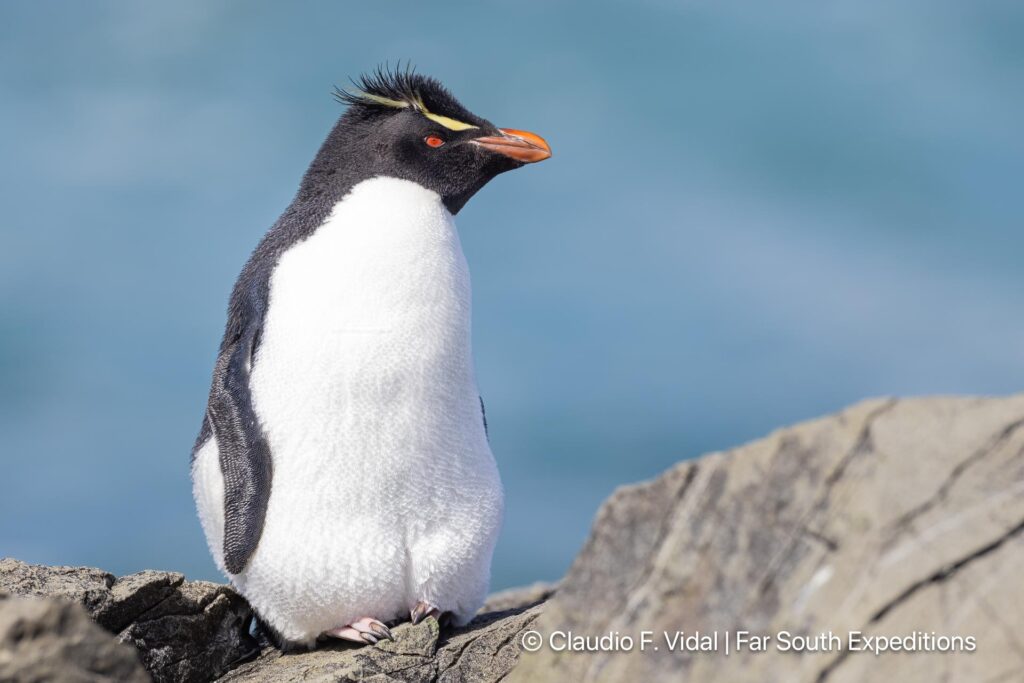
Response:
[425, 135, 445, 148]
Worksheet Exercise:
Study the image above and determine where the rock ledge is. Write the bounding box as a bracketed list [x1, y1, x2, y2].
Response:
[4, 395, 1022, 682]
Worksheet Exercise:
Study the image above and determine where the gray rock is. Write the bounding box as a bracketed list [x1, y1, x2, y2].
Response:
[8, 394, 1020, 682]
[512, 395, 1024, 682]
[0, 595, 150, 682]
[220, 590, 548, 682]
[480, 581, 556, 614]
[0, 559, 256, 683]
[0, 556, 551, 682]
[118, 575, 255, 683]
[0, 560, 115, 617]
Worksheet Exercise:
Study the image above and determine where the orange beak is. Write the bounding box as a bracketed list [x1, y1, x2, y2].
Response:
[471, 128, 552, 163]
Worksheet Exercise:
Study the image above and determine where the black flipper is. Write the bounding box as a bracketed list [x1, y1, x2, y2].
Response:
[203, 290, 273, 576]
[480, 395, 488, 439]
[193, 190, 330, 576]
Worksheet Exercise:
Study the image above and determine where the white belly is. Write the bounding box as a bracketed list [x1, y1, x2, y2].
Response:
[192, 177, 503, 644]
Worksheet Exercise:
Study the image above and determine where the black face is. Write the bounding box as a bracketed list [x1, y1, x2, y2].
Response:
[359, 109, 521, 213]
[297, 70, 550, 215]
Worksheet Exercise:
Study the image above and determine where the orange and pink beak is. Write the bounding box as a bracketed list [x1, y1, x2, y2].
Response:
[471, 128, 552, 163]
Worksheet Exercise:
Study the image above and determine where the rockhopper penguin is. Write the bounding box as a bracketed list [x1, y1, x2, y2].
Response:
[190, 68, 551, 647]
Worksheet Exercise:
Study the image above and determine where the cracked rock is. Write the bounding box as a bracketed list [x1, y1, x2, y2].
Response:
[513, 395, 1024, 683]
[0, 559, 256, 683]
[4, 395, 1022, 682]
[0, 556, 553, 682]
[220, 590, 550, 682]
[0, 595, 150, 682]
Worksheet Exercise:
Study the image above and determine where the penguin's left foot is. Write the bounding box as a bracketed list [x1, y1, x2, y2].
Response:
[410, 600, 441, 625]
[324, 617, 393, 645]
[411, 600, 455, 627]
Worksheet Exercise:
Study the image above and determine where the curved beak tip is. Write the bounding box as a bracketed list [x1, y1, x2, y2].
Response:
[472, 128, 552, 164]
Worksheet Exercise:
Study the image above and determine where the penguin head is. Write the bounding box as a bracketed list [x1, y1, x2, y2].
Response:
[316, 67, 551, 214]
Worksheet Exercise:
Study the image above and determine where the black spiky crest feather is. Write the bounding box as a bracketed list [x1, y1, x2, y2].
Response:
[333, 63, 484, 128]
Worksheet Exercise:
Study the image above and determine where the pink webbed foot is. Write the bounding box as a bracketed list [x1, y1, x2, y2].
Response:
[324, 617, 394, 645]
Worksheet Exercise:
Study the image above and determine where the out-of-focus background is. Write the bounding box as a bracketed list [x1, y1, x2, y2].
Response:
[1, 1, 1022, 589]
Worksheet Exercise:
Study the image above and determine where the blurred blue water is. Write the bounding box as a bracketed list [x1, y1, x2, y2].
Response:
[1, 1, 1022, 589]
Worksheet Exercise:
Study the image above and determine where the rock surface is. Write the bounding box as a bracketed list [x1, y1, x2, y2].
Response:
[0, 555, 552, 683]
[0, 595, 150, 682]
[0, 559, 255, 683]
[220, 582, 554, 683]
[4, 395, 1022, 682]
[512, 395, 1024, 682]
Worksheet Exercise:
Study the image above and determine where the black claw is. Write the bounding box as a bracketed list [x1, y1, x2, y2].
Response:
[371, 623, 394, 641]
[411, 600, 442, 625]
[360, 632, 379, 645]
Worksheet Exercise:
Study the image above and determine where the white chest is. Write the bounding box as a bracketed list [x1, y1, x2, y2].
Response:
[249, 176, 486, 481]
[193, 177, 502, 642]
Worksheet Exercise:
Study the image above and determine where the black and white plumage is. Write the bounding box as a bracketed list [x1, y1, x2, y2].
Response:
[191, 67, 550, 646]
